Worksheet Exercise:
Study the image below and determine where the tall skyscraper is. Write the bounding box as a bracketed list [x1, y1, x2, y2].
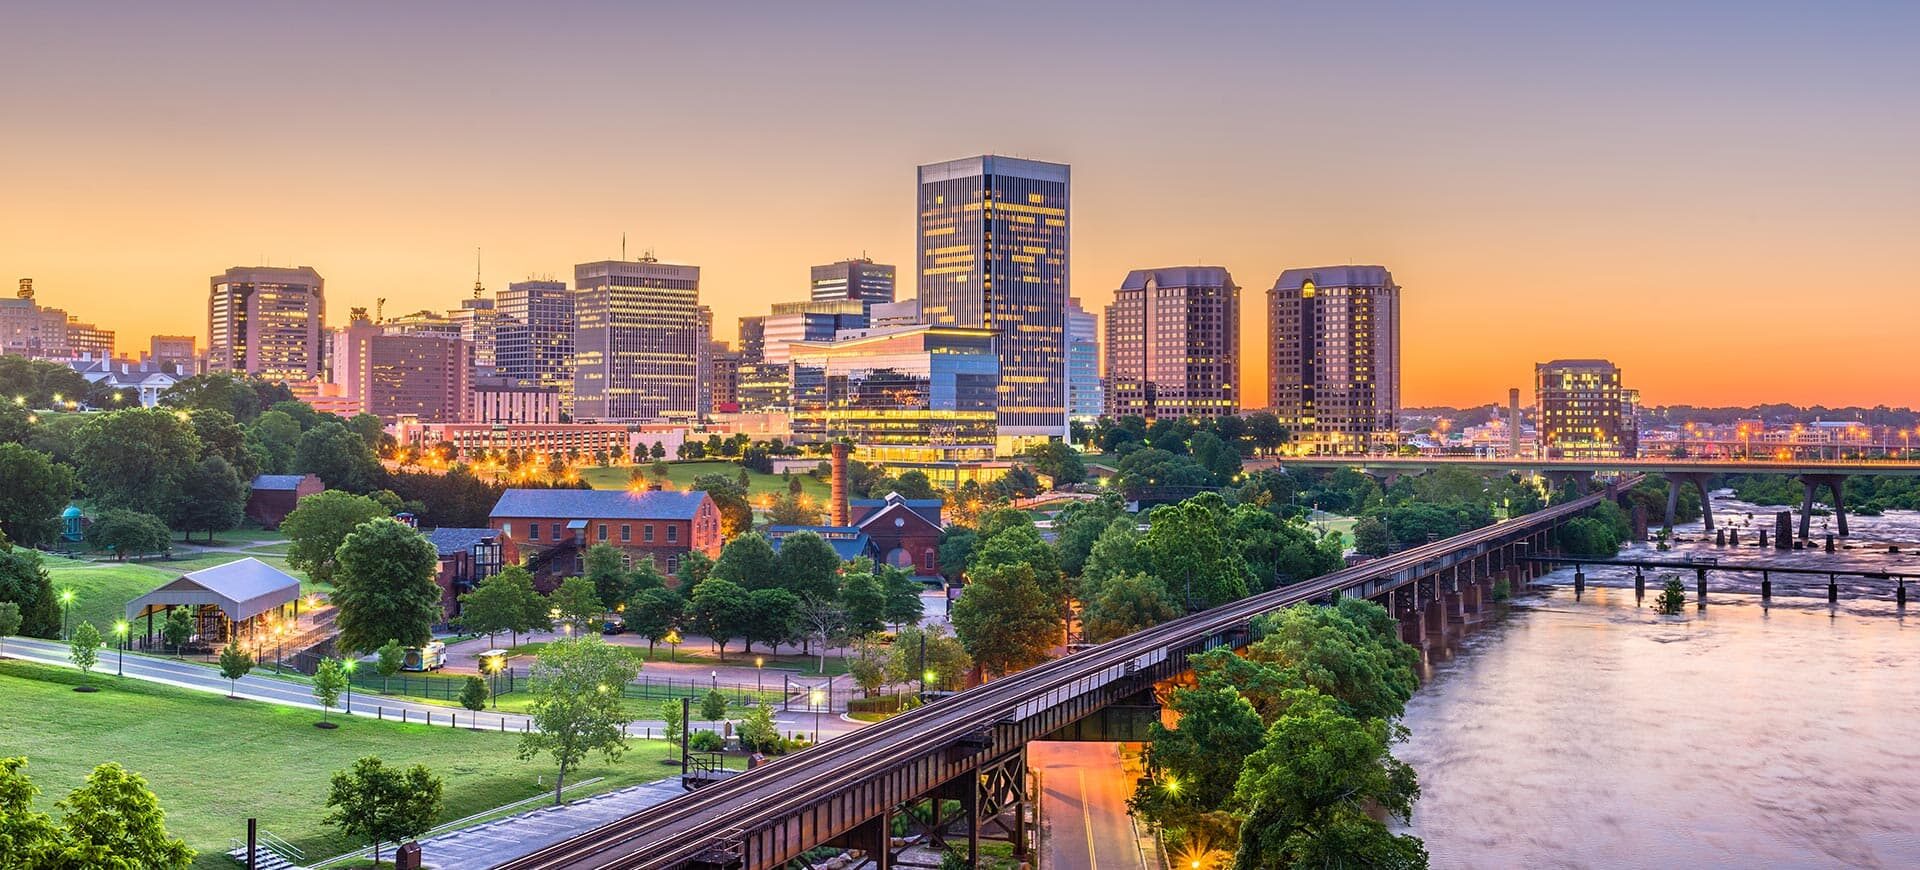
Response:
[208, 266, 326, 381]
[697, 305, 714, 420]
[452, 282, 499, 378]
[1267, 266, 1400, 453]
[331, 309, 470, 423]
[917, 155, 1070, 449]
[708, 341, 740, 413]
[1535, 359, 1637, 459]
[572, 256, 702, 422]
[1066, 297, 1102, 421]
[494, 279, 574, 408]
[811, 258, 896, 318]
[1104, 267, 1238, 421]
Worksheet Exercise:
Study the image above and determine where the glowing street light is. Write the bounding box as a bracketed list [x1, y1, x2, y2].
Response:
[113, 620, 129, 676]
[342, 659, 357, 714]
[809, 686, 826, 743]
[59, 589, 75, 639]
[755, 656, 764, 693]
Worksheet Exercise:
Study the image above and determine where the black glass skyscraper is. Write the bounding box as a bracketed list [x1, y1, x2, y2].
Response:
[916, 155, 1069, 447]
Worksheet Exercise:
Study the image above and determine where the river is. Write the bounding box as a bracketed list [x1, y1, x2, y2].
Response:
[1396, 496, 1920, 868]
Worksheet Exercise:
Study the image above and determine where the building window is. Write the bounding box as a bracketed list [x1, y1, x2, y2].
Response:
[666, 554, 679, 574]
[667, 525, 678, 543]
[644, 525, 654, 543]
[620, 524, 631, 542]
[529, 522, 541, 541]
[598, 523, 608, 542]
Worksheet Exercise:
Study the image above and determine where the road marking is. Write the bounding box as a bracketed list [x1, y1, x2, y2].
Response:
[1078, 768, 1096, 870]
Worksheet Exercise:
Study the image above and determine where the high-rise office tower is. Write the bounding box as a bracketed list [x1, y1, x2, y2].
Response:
[737, 316, 766, 364]
[917, 155, 1070, 449]
[208, 266, 326, 381]
[572, 256, 702, 421]
[494, 279, 574, 408]
[811, 258, 896, 318]
[1267, 266, 1400, 453]
[708, 341, 740, 413]
[452, 284, 499, 378]
[1066, 297, 1102, 421]
[762, 300, 868, 365]
[331, 309, 470, 423]
[697, 305, 714, 420]
[1104, 267, 1238, 421]
[148, 335, 199, 372]
[1535, 359, 1637, 459]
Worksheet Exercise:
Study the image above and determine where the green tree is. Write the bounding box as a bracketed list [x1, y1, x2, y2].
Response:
[0, 543, 59, 638]
[0, 401, 30, 446]
[455, 574, 520, 647]
[550, 576, 604, 634]
[294, 421, 381, 492]
[69, 621, 101, 680]
[766, 491, 824, 525]
[160, 606, 193, 653]
[171, 455, 247, 542]
[217, 640, 253, 697]
[281, 490, 389, 585]
[56, 760, 197, 869]
[459, 675, 490, 712]
[0, 443, 75, 548]
[881, 567, 925, 630]
[688, 577, 751, 660]
[950, 562, 1061, 677]
[1229, 692, 1424, 870]
[1351, 516, 1390, 557]
[159, 373, 281, 421]
[743, 587, 800, 653]
[627, 587, 686, 656]
[83, 509, 171, 561]
[74, 409, 202, 520]
[1022, 441, 1087, 486]
[848, 650, 887, 698]
[0, 601, 18, 656]
[885, 624, 971, 691]
[375, 640, 405, 692]
[1228, 505, 1344, 592]
[1140, 684, 1267, 814]
[186, 408, 258, 480]
[1052, 494, 1126, 577]
[1655, 576, 1687, 614]
[332, 519, 441, 654]
[519, 637, 640, 804]
[1081, 571, 1181, 643]
[323, 755, 445, 866]
[711, 532, 779, 590]
[313, 658, 348, 723]
[840, 569, 887, 638]
[1079, 517, 1145, 594]
[245, 409, 303, 474]
[676, 549, 714, 586]
[935, 527, 978, 584]
[773, 531, 841, 602]
[661, 698, 685, 747]
[970, 522, 1065, 622]
[0, 756, 64, 867]
[1138, 495, 1251, 611]
[581, 543, 630, 610]
[690, 474, 752, 538]
[698, 688, 728, 727]
[737, 702, 781, 753]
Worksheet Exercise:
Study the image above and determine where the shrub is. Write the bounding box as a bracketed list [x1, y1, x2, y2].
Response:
[688, 730, 726, 752]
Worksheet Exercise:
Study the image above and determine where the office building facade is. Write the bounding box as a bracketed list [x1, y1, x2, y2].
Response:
[1104, 267, 1238, 421]
[1267, 266, 1400, 453]
[789, 324, 1000, 481]
[811, 258, 897, 318]
[494, 279, 575, 408]
[1535, 359, 1638, 459]
[209, 266, 326, 381]
[331, 310, 471, 422]
[1066, 297, 1102, 421]
[917, 155, 1070, 448]
[572, 257, 703, 422]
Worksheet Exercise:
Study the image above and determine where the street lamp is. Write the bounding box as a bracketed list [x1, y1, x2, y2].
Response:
[342, 660, 357, 714]
[484, 654, 504, 709]
[710, 670, 718, 691]
[59, 589, 74, 639]
[809, 687, 825, 744]
[113, 620, 128, 677]
[754, 656, 764, 693]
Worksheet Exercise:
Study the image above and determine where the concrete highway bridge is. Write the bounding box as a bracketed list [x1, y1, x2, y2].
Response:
[497, 485, 1629, 870]
[1257, 456, 1920, 539]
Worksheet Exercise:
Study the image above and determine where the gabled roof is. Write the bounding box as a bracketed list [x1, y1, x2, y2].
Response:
[849, 492, 943, 528]
[124, 558, 302, 624]
[855, 497, 946, 536]
[251, 474, 312, 491]
[425, 527, 500, 557]
[490, 488, 710, 521]
[765, 526, 874, 561]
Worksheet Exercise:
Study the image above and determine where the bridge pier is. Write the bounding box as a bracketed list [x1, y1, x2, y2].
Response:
[1798, 474, 1850, 539]
[1664, 472, 1715, 535]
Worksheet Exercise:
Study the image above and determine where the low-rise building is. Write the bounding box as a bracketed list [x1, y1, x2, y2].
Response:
[424, 527, 510, 622]
[487, 488, 723, 583]
[245, 474, 324, 529]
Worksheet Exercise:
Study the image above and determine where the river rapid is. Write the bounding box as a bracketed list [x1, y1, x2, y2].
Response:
[1395, 496, 1920, 868]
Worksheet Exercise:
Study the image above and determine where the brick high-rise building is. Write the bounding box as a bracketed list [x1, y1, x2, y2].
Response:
[331, 308, 470, 423]
[1267, 266, 1400, 453]
[1104, 267, 1238, 421]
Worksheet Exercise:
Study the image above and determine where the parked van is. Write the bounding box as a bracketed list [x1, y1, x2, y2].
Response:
[402, 641, 446, 672]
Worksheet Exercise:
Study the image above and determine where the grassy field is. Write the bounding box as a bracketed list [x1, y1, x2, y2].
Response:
[579, 460, 832, 499]
[0, 660, 685, 868]
[41, 551, 316, 637]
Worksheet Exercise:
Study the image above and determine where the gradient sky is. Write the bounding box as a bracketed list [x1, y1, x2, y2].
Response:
[3, 1, 1915, 408]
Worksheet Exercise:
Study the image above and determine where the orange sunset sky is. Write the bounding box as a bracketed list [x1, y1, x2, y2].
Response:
[2, 2, 1915, 408]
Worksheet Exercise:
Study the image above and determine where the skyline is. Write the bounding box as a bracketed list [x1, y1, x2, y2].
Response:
[3, 1, 1916, 408]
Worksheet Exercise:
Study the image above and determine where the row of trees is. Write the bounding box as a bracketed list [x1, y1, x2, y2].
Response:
[1078, 412, 1293, 458]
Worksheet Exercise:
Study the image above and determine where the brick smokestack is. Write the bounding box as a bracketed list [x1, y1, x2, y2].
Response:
[830, 442, 850, 527]
[1508, 388, 1522, 458]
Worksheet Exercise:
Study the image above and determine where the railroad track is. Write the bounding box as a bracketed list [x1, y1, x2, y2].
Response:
[501, 486, 1620, 870]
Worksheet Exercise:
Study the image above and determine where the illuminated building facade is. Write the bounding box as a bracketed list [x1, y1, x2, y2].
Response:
[1267, 266, 1400, 453]
[917, 155, 1070, 449]
[572, 257, 702, 422]
[811, 258, 897, 318]
[708, 342, 740, 414]
[1104, 267, 1238, 421]
[452, 289, 499, 378]
[1066, 297, 1102, 421]
[1535, 359, 1637, 459]
[469, 376, 562, 424]
[332, 309, 471, 423]
[494, 279, 574, 410]
[208, 266, 326, 381]
[789, 324, 999, 486]
[763, 299, 868, 365]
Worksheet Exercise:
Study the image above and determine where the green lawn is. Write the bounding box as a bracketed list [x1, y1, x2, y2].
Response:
[0, 660, 685, 869]
[42, 553, 317, 637]
[579, 460, 832, 499]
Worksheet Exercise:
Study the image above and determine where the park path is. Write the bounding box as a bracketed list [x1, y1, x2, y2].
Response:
[0, 637, 866, 739]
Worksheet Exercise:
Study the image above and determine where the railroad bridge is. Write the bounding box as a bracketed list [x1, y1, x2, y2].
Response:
[499, 486, 1627, 870]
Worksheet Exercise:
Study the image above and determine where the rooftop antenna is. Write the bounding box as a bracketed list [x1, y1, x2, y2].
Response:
[473, 247, 484, 297]
[376, 297, 387, 321]
[621, 233, 627, 261]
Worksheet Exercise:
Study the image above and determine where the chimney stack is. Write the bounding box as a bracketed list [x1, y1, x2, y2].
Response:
[1508, 388, 1522, 458]
[830, 442, 850, 527]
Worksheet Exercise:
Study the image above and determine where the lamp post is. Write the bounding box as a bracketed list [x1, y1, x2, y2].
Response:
[754, 656, 764, 693]
[809, 687, 825, 744]
[59, 589, 74, 639]
[485, 655, 503, 709]
[343, 660, 357, 714]
[710, 670, 718, 691]
[113, 620, 128, 676]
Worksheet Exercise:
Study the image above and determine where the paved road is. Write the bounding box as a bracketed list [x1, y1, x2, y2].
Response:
[0, 637, 867, 739]
[1032, 741, 1152, 870]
